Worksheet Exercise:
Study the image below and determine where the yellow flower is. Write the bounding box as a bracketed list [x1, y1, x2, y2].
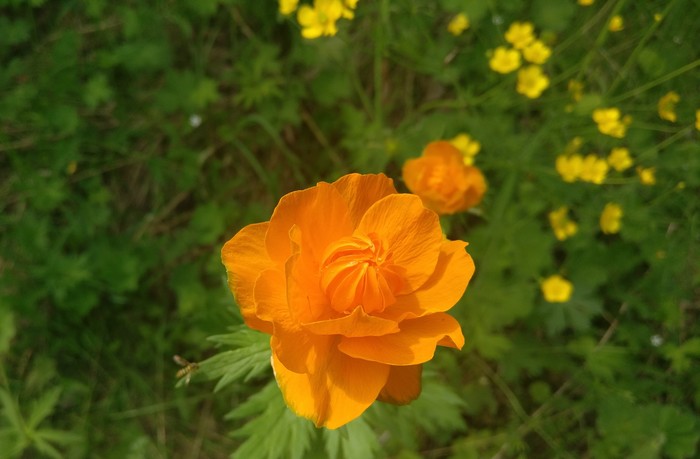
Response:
[505, 21, 535, 49]
[578, 0, 594, 5]
[297, 0, 344, 39]
[448, 13, 470, 36]
[516, 65, 549, 99]
[654, 13, 663, 22]
[565, 137, 583, 155]
[556, 154, 583, 182]
[600, 203, 623, 234]
[549, 207, 578, 241]
[522, 40, 552, 64]
[579, 154, 608, 184]
[489, 47, 521, 74]
[279, 0, 299, 15]
[608, 15, 624, 32]
[607, 147, 633, 172]
[696, 109, 700, 130]
[658, 91, 680, 122]
[637, 166, 656, 186]
[541, 275, 573, 303]
[593, 107, 630, 138]
[341, 0, 359, 19]
[449, 133, 481, 165]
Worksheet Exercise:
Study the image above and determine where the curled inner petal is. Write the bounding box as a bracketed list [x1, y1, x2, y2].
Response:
[320, 233, 404, 314]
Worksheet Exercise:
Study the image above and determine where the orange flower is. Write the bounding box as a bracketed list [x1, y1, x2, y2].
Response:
[402, 141, 487, 215]
[221, 174, 473, 429]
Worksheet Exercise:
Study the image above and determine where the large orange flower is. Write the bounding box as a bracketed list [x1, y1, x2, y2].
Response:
[221, 174, 474, 429]
[403, 141, 487, 215]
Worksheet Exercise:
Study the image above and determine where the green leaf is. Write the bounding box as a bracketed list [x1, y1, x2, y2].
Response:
[27, 387, 62, 430]
[323, 416, 380, 459]
[0, 388, 23, 431]
[228, 382, 316, 459]
[0, 306, 15, 354]
[200, 327, 270, 391]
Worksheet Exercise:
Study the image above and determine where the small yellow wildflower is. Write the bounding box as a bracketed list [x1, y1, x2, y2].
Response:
[658, 91, 680, 122]
[654, 13, 663, 22]
[568, 80, 584, 102]
[637, 166, 656, 186]
[449, 133, 481, 165]
[505, 21, 535, 49]
[579, 154, 609, 184]
[608, 15, 624, 32]
[279, 0, 299, 15]
[541, 275, 573, 303]
[489, 46, 521, 74]
[549, 207, 578, 241]
[448, 13, 470, 36]
[341, 0, 359, 19]
[607, 147, 633, 172]
[556, 154, 583, 183]
[600, 203, 623, 234]
[297, 0, 344, 39]
[696, 109, 700, 130]
[578, 0, 594, 5]
[522, 40, 552, 64]
[593, 107, 630, 138]
[516, 65, 549, 99]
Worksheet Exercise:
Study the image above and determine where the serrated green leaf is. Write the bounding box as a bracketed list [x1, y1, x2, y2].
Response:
[0, 388, 23, 431]
[31, 434, 63, 459]
[228, 382, 316, 459]
[34, 428, 83, 446]
[199, 328, 270, 391]
[27, 387, 62, 430]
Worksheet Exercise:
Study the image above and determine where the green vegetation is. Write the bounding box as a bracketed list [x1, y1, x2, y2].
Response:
[1, 0, 699, 457]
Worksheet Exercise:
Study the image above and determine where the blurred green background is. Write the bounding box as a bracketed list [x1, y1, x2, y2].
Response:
[1, 0, 699, 457]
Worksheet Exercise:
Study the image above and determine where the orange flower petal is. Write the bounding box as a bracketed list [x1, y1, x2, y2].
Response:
[221, 222, 273, 334]
[303, 306, 400, 337]
[265, 182, 354, 264]
[331, 173, 397, 227]
[382, 240, 474, 321]
[272, 345, 390, 429]
[337, 313, 464, 365]
[356, 194, 442, 294]
[377, 364, 422, 405]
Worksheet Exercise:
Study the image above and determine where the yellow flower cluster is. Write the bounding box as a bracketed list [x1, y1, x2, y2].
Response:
[280, 0, 359, 39]
[488, 22, 551, 99]
[578, 0, 594, 5]
[448, 13, 470, 36]
[541, 275, 573, 303]
[592, 107, 632, 138]
[549, 207, 578, 241]
[658, 91, 680, 122]
[600, 203, 623, 234]
[449, 133, 481, 165]
[556, 153, 608, 184]
[607, 147, 633, 172]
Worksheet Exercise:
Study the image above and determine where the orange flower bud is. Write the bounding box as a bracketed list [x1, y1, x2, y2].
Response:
[402, 141, 487, 215]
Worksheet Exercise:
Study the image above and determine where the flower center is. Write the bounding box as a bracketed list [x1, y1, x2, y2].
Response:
[320, 233, 403, 314]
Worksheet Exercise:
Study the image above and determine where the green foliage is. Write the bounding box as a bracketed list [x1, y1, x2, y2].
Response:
[1, 0, 699, 457]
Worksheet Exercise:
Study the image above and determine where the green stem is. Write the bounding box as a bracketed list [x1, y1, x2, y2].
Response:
[611, 59, 700, 103]
[373, 0, 389, 127]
